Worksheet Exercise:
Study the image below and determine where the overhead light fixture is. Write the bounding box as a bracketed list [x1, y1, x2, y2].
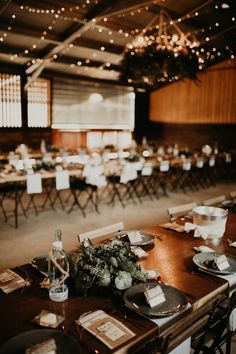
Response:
[120, 9, 199, 89]
[88, 93, 103, 103]
[221, 3, 230, 9]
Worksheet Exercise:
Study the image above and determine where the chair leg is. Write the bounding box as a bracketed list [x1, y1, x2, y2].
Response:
[26, 195, 38, 216]
[0, 193, 8, 222]
[53, 190, 65, 210]
[67, 190, 86, 217]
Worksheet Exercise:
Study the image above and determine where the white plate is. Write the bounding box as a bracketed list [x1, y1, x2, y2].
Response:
[0, 329, 80, 354]
[193, 252, 236, 275]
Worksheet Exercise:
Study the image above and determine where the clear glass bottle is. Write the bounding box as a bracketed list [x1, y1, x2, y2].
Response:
[48, 229, 69, 302]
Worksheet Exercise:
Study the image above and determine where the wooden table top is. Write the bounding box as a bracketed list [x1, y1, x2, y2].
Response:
[0, 210, 235, 353]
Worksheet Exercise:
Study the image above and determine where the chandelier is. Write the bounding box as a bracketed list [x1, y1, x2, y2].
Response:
[120, 10, 200, 89]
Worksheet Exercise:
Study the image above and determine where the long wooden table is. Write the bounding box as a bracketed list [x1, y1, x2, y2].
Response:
[0, 211, 235, 353]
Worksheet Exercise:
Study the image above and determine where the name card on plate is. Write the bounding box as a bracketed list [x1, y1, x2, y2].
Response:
[56, 170, 70, 190]
[27, 173, 42, 194]
[127, 231, 143, 244]
[144, 285, 166, 308]
[216, 255, 230, 271]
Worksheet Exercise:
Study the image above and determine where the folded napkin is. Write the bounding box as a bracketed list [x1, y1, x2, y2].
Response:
[159, 222, 185, 233]
[229, 241, 236, 248]
[146, 303, 192, 353]
[193, 245, 215, 253]
[169, 337, 191, 354]
[131, 246, 149, 258]
[184, 222, 225, 240]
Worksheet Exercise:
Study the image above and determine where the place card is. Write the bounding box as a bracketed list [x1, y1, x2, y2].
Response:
[131, 246, 148, 258]
[76, 310, 135, 349]
[27, 173, 42, 194]
[127, 231, 143, 244]
[55, 170, 70, 190]
[216, 255, 230, 271]
[144, 285, 166, 308]
[0, 269, 28, 294]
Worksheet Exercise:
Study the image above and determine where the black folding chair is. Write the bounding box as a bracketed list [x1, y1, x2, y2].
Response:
[191, 291, 236, 354]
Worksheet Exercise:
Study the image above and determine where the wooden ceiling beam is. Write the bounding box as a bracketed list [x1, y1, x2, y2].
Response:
[0, 42, 120, 70]
[0, 0, 11, 15]
[24, 0, 121, 89]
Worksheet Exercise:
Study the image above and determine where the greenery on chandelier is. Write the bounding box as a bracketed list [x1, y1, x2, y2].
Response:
[120, 45, 199, 90]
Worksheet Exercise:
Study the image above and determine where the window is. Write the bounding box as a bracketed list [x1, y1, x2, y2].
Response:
[27, 78, 51, 127]
[0, 74, 22, 127]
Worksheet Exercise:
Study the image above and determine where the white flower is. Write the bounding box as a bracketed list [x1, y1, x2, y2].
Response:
[98, 270, 111, 287]
[115, 271, 132, 290]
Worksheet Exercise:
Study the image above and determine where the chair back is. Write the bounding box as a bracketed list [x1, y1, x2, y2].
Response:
[192, 291, 236, 354]
[202, 195, 226, 206]
[167, 201, 197, 221]
[78, 222, 124, 244]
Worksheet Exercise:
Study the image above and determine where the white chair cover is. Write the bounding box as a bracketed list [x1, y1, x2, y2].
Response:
[120, 163, 138, 183]
[182, 159, 191, 171]
[141, 162, 153, 176]
[160, 160, 170, 172]
[209, 156, 215, 167]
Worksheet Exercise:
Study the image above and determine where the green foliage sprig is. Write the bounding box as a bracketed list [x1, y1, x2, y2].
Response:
[70, 239, 147, 295]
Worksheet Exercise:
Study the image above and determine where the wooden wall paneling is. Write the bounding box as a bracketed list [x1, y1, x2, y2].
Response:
[150, 60, 236, 124]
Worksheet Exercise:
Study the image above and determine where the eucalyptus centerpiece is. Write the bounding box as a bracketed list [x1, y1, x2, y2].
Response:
[69, 239, 148, 296]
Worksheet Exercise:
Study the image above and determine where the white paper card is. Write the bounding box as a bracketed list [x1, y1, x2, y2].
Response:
[144, 285, 166, 308]
[128, 231, 143, 243]
[27, 173, 42, 194]
[97, 321, 125, 341]
[216, 255, 230, 270]
[76, 310, 135, 349]
[131, 246, 148, 258]
[193, 246, 215, 253]
[56, 170, 70, 190]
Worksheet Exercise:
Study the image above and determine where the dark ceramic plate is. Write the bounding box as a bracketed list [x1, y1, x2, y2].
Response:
[115, 230, 154, 246]
[193, 252, 236, 275]
[0, 329, 80, 354]
[123, 283, 188, 317]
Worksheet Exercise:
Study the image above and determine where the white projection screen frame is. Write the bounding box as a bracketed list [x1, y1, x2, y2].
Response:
[52, 78, 135, 130]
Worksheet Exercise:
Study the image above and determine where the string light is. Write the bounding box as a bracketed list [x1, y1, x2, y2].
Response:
[1, 0, 234, 78]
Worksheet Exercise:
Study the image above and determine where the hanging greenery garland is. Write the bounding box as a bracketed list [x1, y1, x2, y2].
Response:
[119, 44, 199, 90]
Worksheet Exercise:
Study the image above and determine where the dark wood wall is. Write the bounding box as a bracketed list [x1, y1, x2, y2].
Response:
[137, 59, 236, 151]
[134, 121, 236, 151]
